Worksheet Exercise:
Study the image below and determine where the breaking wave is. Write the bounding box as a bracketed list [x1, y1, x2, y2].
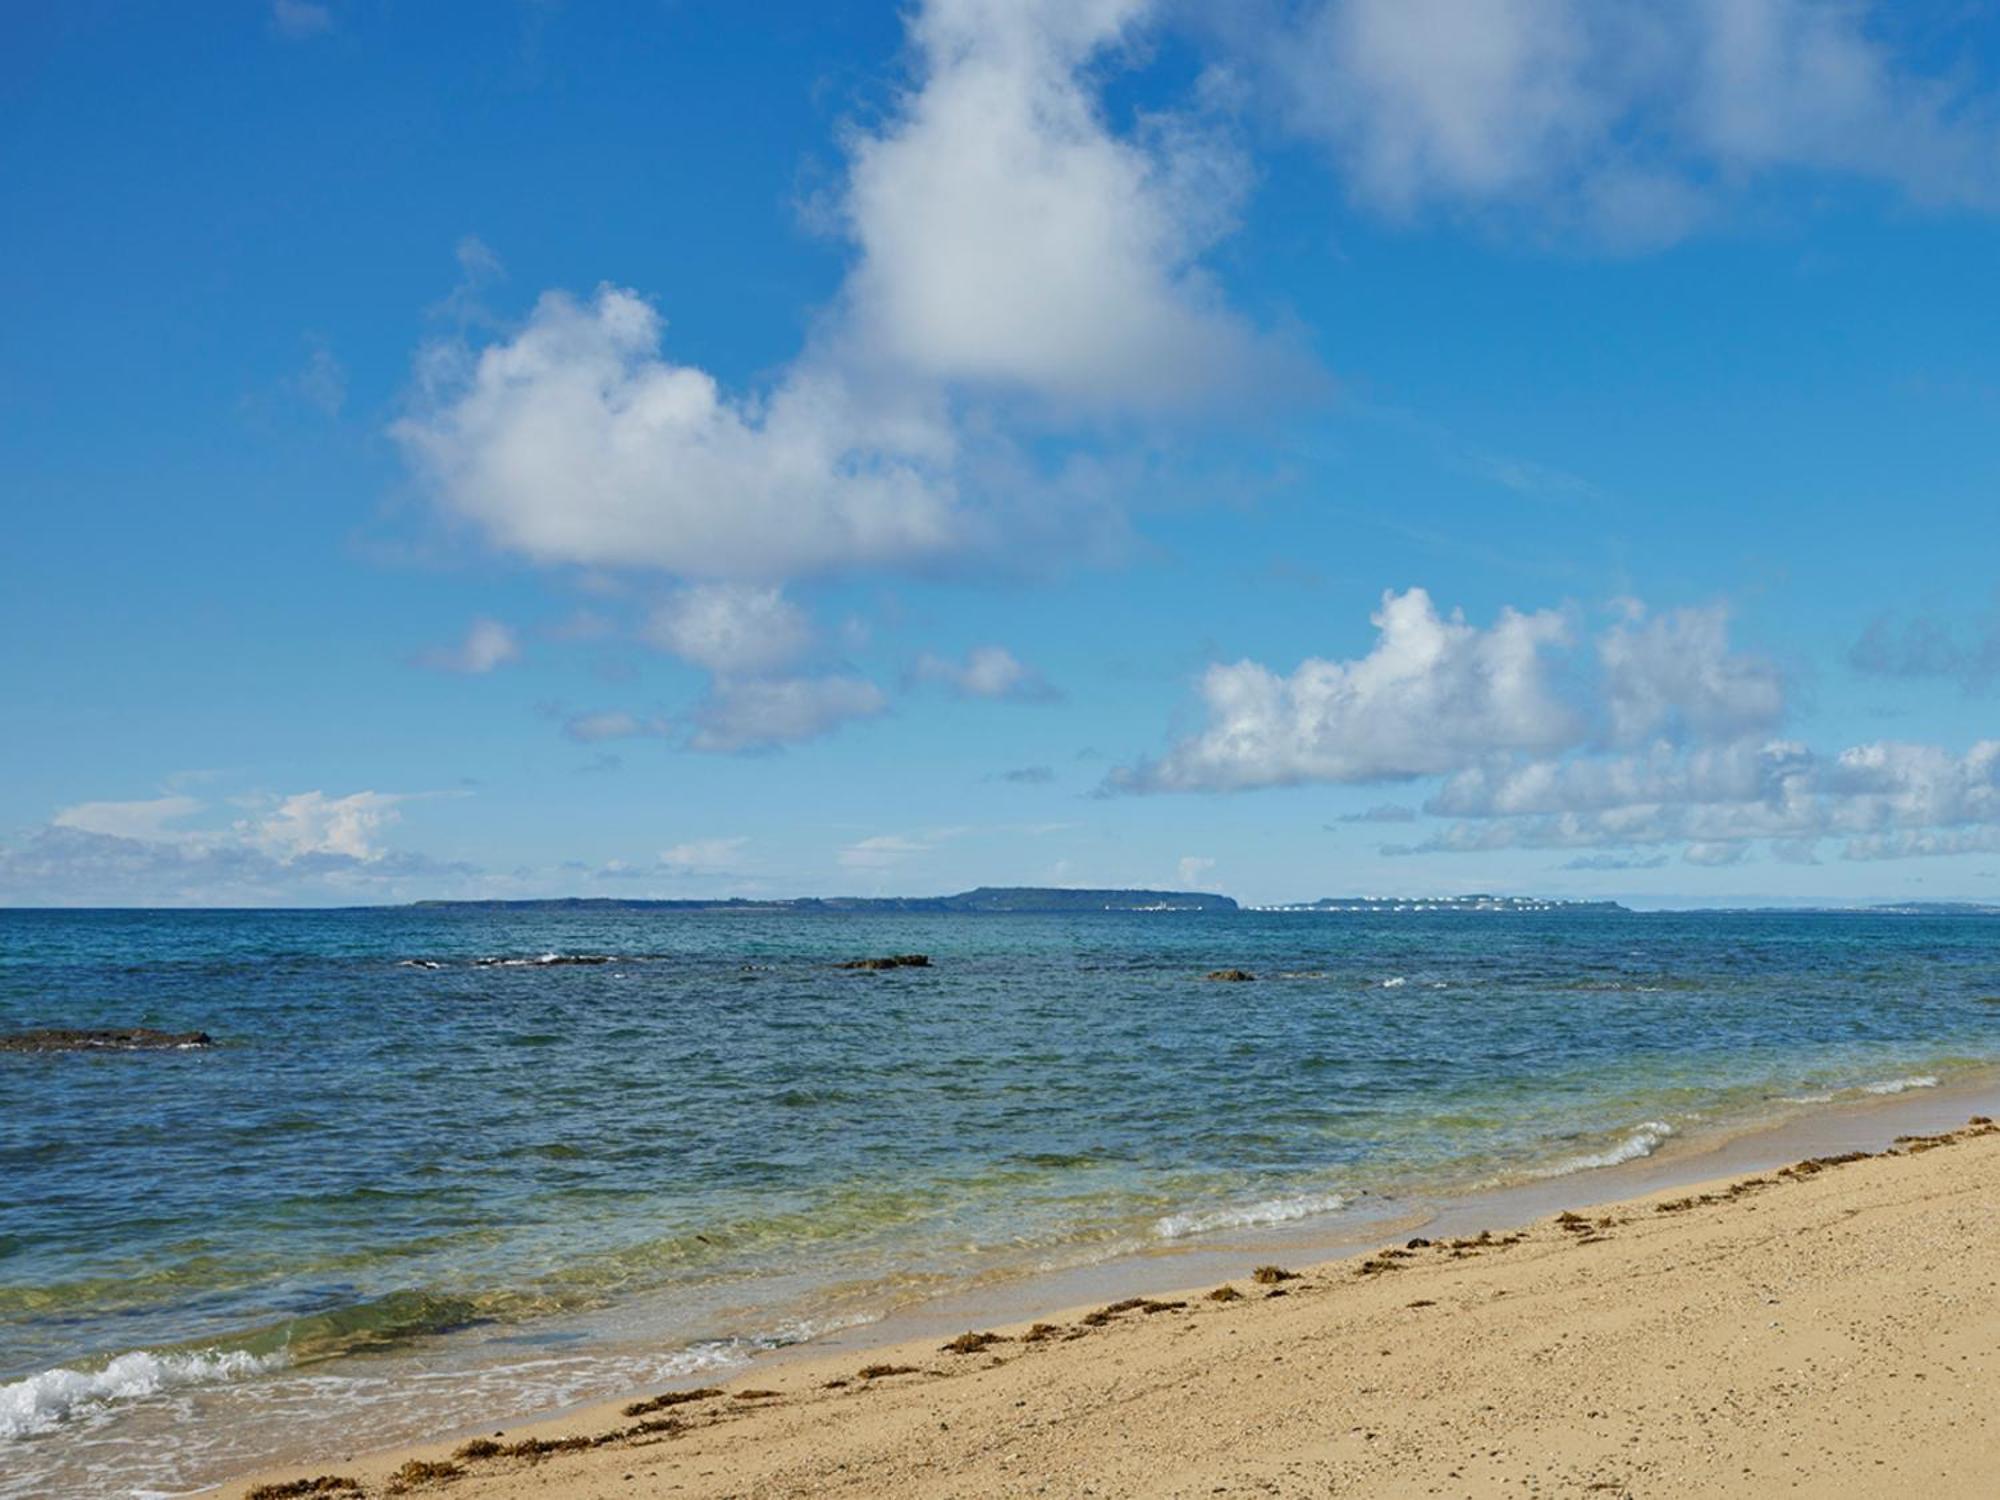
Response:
[0, 1348, 281, 1441]
[1154, 1191, 1351, 1240]
[1531, 1121, 1675, 1179]
[1861, 1075, 1938, 1095]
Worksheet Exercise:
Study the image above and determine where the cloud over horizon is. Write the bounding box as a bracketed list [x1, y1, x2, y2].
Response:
[1113, 586, 2000, 869]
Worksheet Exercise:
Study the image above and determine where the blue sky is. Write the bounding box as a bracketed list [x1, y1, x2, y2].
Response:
[4, 0, 2000, 907]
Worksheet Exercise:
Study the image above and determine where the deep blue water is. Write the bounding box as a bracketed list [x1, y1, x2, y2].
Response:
[2, 906, 1997, 1495]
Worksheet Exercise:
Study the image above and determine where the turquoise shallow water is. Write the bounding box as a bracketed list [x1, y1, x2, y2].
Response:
[3, 906, 1998, 1495]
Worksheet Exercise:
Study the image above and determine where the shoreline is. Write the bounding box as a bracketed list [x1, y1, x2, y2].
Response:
[208, 1069, 2000, 1498]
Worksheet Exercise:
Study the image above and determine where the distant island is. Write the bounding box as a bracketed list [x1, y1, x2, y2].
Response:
[1253, 894, 1628, 914]
[1865, 902, 2000, 916]
[409, 886, 1240, 914]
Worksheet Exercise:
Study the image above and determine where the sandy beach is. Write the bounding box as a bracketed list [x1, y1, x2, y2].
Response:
[218, 1108, 2000, 1499]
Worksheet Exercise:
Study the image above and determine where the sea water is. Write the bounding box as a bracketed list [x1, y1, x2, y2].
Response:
[3, 906, 1997, 1496]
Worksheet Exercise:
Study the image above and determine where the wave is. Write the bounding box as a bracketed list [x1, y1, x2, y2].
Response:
[1861, 1075, 1938, 1095]
[1379, 976, 1408, 988]
[1154, 1190, 1351, 1240]
[0, 1347, 280, 1441]
[475, 953, 615, 967]
[1530, 1121, 1675, 1179]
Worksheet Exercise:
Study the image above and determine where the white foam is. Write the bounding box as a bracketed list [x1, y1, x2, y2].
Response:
[1154, 1191, 1351, 1240]
[1861, 1075, 1938, 1095]
[1531, 1121, 1675, 1179]
[1380, 976, 1408, 989]
[1781, 1093, 1835, 1105]
[0, 1348, 280, 1440]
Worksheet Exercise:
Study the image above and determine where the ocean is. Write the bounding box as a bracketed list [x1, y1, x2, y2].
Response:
[3, 905, 1997, 1497]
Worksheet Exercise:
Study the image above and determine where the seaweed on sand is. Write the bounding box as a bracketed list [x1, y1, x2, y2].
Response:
[622, 1387, 723, 1417]
[941, 1330, 1010, 1354]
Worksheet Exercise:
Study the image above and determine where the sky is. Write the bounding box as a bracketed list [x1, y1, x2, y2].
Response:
[3, 0, 2000, 909]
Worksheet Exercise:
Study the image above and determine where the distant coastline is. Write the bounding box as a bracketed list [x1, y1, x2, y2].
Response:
[404, 888, 2000, 917]
[408, 885, 1242, 914]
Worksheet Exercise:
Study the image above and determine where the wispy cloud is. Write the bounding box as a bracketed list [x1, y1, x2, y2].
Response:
[910, 646, 1060, 703]
[417, 617, 520, 675]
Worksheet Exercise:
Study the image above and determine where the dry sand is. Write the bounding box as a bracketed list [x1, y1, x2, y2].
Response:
[219, 1113, 2000, 1499]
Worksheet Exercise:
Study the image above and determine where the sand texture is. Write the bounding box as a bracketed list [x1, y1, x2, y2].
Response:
[221, 1118, 2000, 1499]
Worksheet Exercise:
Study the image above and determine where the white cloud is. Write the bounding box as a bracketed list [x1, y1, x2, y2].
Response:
[1599, 603, 1785, 745]
[238, 790, 412, 860]
[418, 616, 520, 674]
[1177, 854, 1216, 886]
[1265, 0, 2000, 245]
[840, 0, 1275, 408]
[394, 287, 963, 579]
[659, 837, 749, 872]
[1114, 591, 1795, 794]
[393, 1, 1293, 589]
[690, 674, 888, 753]
[1111, 588, 1579, 791]
[4, 788, 466, 906]
[53, 796, 202, 843]
[644, 584, 815, 674]
[1114, 586, 2000, 866]
[1400, 738, 2000, 863]
[910, 644, 1059, 701]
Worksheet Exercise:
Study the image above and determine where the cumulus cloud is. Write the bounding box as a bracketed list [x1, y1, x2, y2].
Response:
[1110, 588, 1580, 791]
[690, 674, 888, 753]
[1401, 738, 2000, 863]
[237, 790, 415, 860]
[840, 0, 1275, 408]
[910, 645, 1060, 701]
[6, 789, 462, 905]
[393, 1, 1295, 593]
[1113, 590, 1792, 794]
[1114, 585, 2000, 866]
[1599, 603, 1785, 744]
[1262, 0, 2000, 245]
[644, 584, 815, 674]
[418, 617, 520, 674]
[394, 287, 962, 579]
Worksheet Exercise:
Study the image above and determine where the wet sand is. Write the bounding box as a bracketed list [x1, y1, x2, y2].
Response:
[217, 1097, 2000, 1499]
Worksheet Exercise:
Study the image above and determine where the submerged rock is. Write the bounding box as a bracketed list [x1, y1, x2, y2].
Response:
[0, 1027, 213, 1054]
[836, 954, 932, 970]
[1204, 968, 1256, 982]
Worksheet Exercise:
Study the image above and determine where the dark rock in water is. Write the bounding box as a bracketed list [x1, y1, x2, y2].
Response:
[835, 954, 932, 971]
[1204, 968, 1256, 982]
[0, 1027, 213, 1054]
